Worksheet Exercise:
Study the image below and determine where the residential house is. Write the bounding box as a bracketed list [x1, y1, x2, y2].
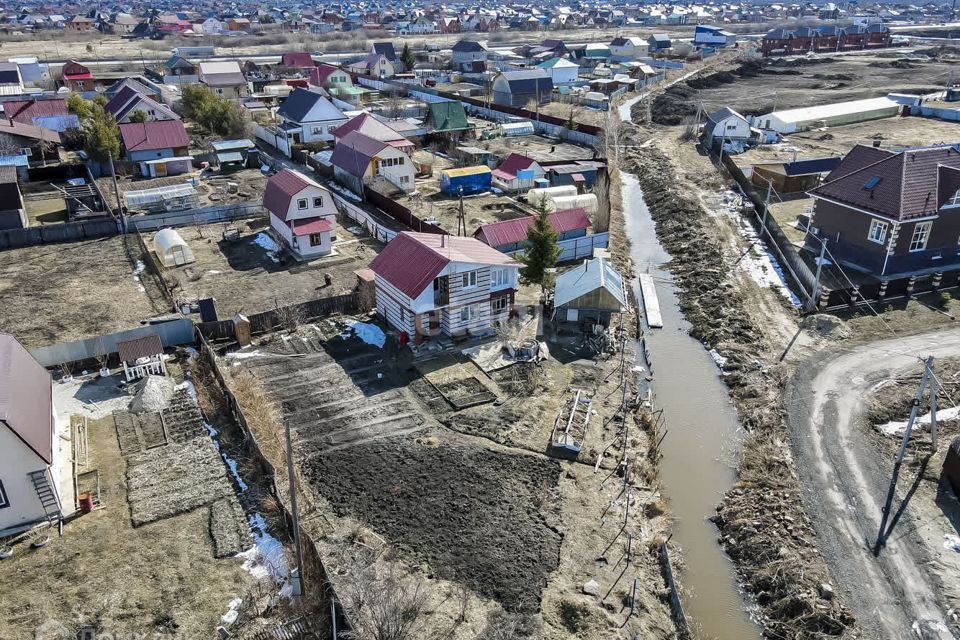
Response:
[703, 107, 754, 151]
[552, 257, 627, 332]
[537, 57, 579, 85]
[112, 13, 140, 34]
[349, 53, 395, 78]
[0, 62, 23, 95]
[0, 120, 60, 169]
[280, 52, 316, 70]
[1, 98, 77, 132]
[609, 36, 648, 60]
[647, 33, 672, 52]
[0, 166, 25, 229]
[8, 57, 45, 87]
[371, 42, 398, 64]
[0, 332, 73, 536]
[331, 112, 415, 154]
[263, 168, 339, 259]
[751, 157, 842, 194]
[331, 130, 415, 194]
[227, 17, 251, 31]
[118, 120, 191, 177]
[199, 61, 249, 100]
[492, 153, 544, 191]
[61, 61, 93, 92]
[309, 64, 361, 104]
[806, 145, 960, 277]
[200, 17, 225, 34]
[451, 39, 488, 72]
[275, 87, 348, 144]
[368, 232, 520, 340]
[105, 86, 178, 123]
[694, 25, 737, 47]
[66, 15, 94, 32]
[474, 207, 591, 253]
[491, 69, 553, 108]
[163, 55, 199, 85]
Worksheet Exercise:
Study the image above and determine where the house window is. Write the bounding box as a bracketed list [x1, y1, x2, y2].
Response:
[0, 479, 8, 509]
[459, 304, 479, 322]
[311, 126, 325, 135]
[948, 189, 960, 207]
[313, 196, 323, 208]
[867, 219, 888, 244]
[909, 221, 932, 252]
[491, 296, 508, 314]
[76, 80, 85, 89]
[491, 267, 509, 287]
[461, 271, 477, 289]
[399, 176, 410, 184]
[297, 198, 308, 210]
[309, 233, 324, 247]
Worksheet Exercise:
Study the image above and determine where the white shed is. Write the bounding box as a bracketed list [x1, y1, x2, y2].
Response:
[153, 228, 195, 267]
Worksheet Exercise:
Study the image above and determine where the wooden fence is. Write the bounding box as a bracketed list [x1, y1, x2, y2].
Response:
[197, 292, 361, 341]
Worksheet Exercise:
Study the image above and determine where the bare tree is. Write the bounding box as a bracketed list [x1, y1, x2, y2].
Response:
[337, 547, 429, 640]
[592, 168, 611, 233]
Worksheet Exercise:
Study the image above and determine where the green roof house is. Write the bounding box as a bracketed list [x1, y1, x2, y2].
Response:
[429, 100, 470, 133]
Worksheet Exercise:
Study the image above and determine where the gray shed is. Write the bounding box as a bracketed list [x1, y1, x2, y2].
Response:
[553, 257, 627, 332]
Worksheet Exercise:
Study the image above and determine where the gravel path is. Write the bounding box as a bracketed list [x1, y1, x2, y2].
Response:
[788, 328, 960, 640]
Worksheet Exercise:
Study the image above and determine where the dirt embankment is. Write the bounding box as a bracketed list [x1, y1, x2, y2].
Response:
[618, 133, 856, 638]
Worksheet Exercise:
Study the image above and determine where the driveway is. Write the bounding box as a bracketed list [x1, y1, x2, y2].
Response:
[788, 329, 960, 640]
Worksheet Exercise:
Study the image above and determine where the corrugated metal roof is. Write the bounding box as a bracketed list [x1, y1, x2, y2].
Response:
[291, 216, 334, 236]
[263, 168, 325, 220]
[770, 97, 900, 126]
[2, 98, 69, 124]
[119, 120, 189, 152]
[476, 208, 590, 247]
[0, 332, 53, 465]
[554, 257, 627, 310]
[330, 130, 389, 177]
[369, 232, 517, 299]
[117, 333, 163, 363]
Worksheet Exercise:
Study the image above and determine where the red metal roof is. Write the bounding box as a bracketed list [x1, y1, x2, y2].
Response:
[281, 52, 316, 68]
[309, 63, 343, 86]
[0, 333, 53, 465]
[263, 168, 325, 221]
[119, 120, 189, 153]
[495, 153, 537, 180]
[475, 208, 590, 247]
[369, 232, 517, 299]
[331, 112, 408, 144]
[2, 98, 69, 124]
[291, 216, 334, 236]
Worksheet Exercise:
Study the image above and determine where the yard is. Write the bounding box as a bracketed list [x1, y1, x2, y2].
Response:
[0, 234, 168, 348]
[158, 220, 379, 318]
[0, 376, 255, 639]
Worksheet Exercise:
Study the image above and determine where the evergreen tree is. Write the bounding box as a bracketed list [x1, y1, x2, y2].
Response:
[519, 198, 560, 290]
[400, 42, 416, 71]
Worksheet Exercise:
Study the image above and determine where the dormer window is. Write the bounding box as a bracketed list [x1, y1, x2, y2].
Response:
[948, 189, 960, 207]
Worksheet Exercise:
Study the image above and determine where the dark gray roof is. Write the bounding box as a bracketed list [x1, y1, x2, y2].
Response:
[453, 39, 488, 52]
[276, 87, 342, 123]
[0, 62, 20, 85]
[783, 156, 843, 176]
[498, 69, 553, 94]
[706, 106, 744, 128]
[372, 41, 397, 60]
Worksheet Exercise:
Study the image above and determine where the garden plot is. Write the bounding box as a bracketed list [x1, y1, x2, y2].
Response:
[231, 331, 564, 614]
[122, 389, 237, 527]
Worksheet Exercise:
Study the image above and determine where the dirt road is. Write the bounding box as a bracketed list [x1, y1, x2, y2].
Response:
[788, 329, 960, 640]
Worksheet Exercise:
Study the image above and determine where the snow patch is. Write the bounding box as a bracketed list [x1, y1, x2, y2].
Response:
[347, 321, 386, 348]
[709, 348, 728, 370]
[226, 350, 264, 361]
[253, 233, 281, 263]
[132, 260, 147, 293]
[875, 405, 960, 437]
[328, 182, 362, 202]
[945, 535, 960, 553]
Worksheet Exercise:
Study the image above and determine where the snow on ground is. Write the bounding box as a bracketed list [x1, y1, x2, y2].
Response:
[945, 535, 960, 553]
[253, 233, 281, 263]
[713, 191, 802, 308]
[328, 182, 361, 202]
[347, 321, 386, 348]
[874, 405, 960, 436]
[132, 260, 147, 293]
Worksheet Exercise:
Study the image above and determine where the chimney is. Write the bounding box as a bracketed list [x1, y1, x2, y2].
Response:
[872, 139, 881, 148]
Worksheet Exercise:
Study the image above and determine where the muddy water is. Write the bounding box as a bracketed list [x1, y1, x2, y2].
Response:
[617, 139, 759, 634]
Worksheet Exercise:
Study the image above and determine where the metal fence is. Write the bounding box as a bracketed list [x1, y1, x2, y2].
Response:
[0, 218, 119, 250]
[30, 318, 195, 367]
[332, 194, 398, 243]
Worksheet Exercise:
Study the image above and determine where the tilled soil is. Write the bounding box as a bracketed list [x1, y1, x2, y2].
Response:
[619, 133, 856, 638]
[302, 433, 563, 613]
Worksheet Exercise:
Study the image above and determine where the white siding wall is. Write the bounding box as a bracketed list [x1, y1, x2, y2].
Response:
[375, 148, 416, 191]
[0, 427, 53, 533]
[374, 276, 417, 336]
[284, 186, 338, 222]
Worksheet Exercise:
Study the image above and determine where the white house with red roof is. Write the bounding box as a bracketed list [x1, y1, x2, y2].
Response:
[368, 232, 520, 341]
[263, 168, 339, 259]
[0, 333, 72, 535]
[492, 153, 545, 192]
[118, 120, 191, 178]
[331, 130, 416, 195]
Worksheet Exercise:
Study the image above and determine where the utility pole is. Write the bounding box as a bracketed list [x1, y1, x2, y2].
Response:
[285, 420, 305, 598]
[875, 356, 935, 555]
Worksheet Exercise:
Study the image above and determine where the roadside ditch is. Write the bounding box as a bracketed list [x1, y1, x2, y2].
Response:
[618, 129, 856, 638]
